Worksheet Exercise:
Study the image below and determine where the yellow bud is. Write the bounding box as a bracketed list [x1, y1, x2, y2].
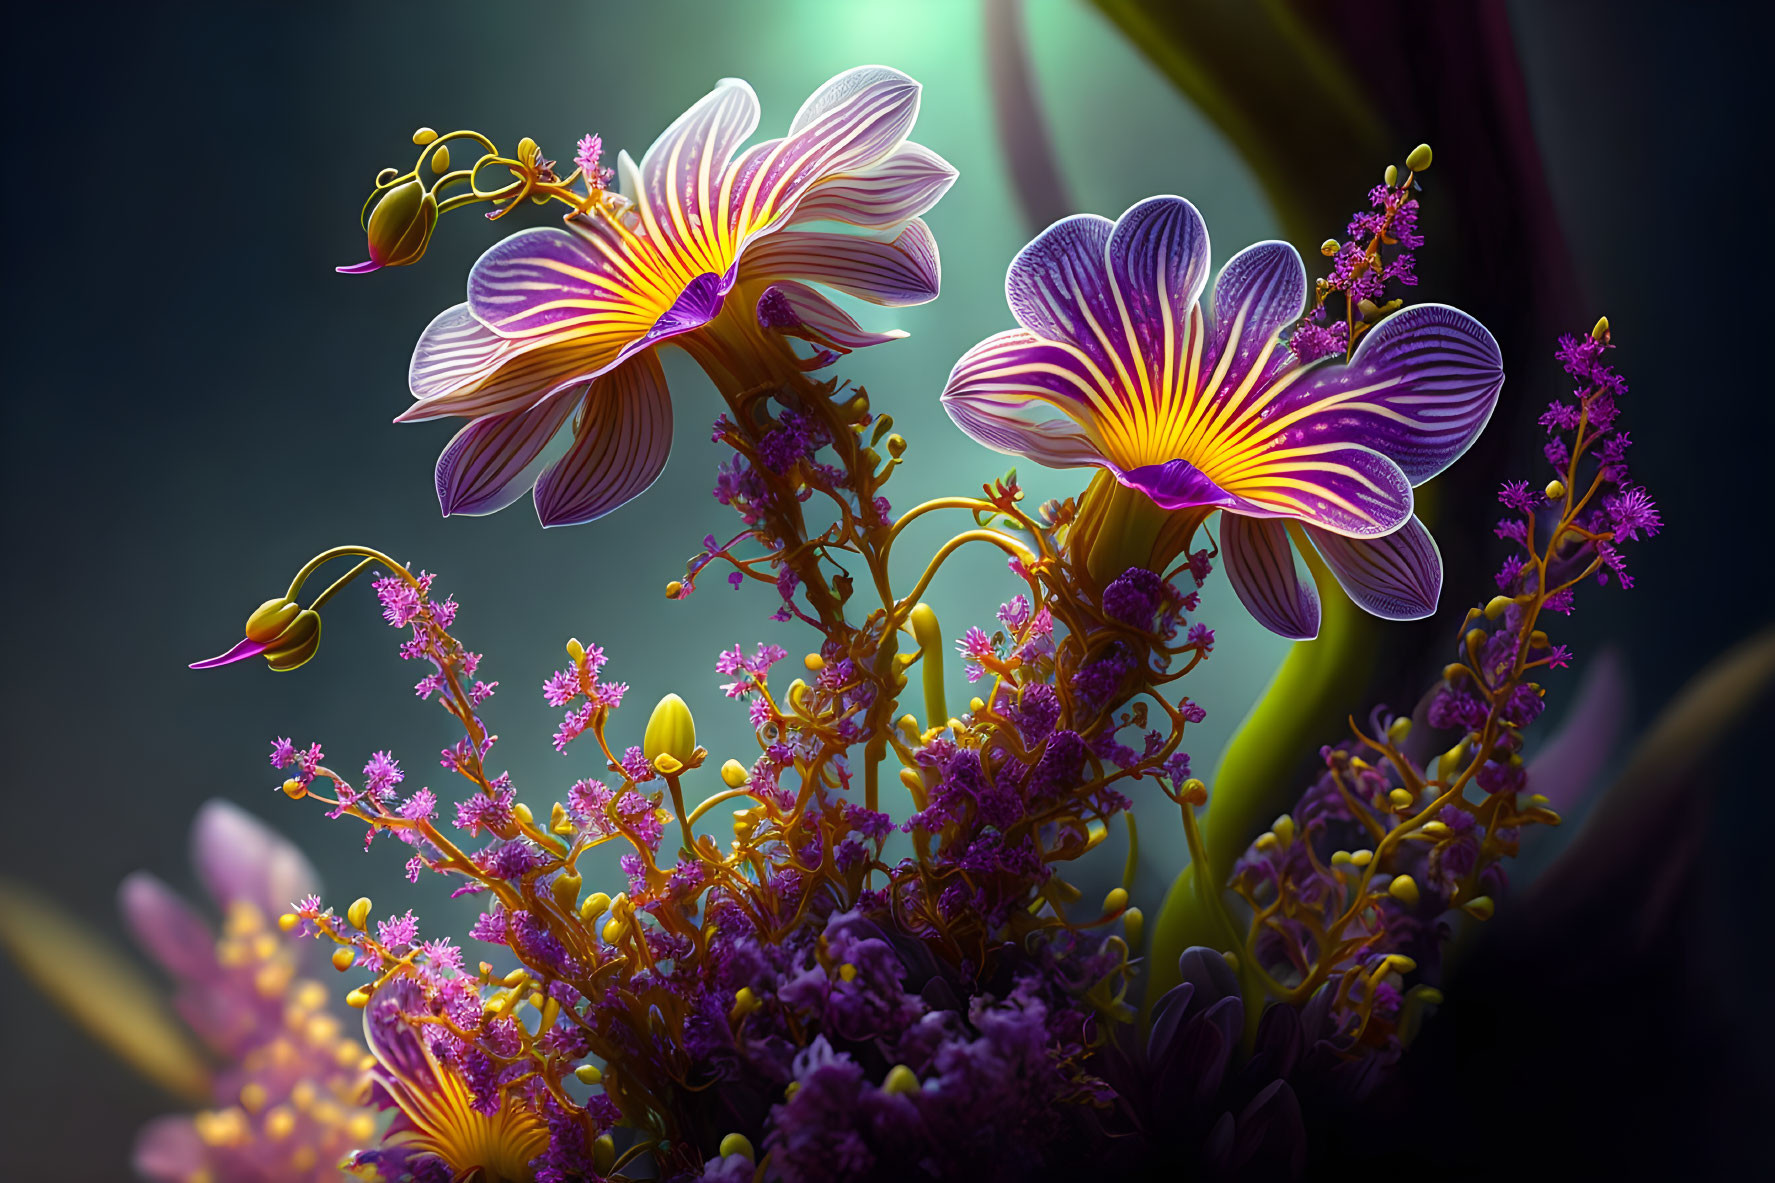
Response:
[665, 580, 684, 599]
[1357, 297, 1380, 320]
[345, 988, 370, 1009]
[1422, 820, 1450, 838]
[732, 986, 760, 1020]
[1102, 887, 1129, 916]
[784, 1081, 800, 1100]
[1545, 479, 1567, 501]
[278, 912, 299, 931]
[720, 759, 751, 789]
[593, 1134, 616, 1173]
[359, 178, 438, 271]
[1387, 875, 1420, 907]
[516, 137, 539, 164]
[881, 1064, 920, 1096]
[265, 610, 323, 672]
[602, 918, 623, 944]
[331, 947, 355, 972]
[1254, 832, 1279, 853]
[1350, 849, 1374, 867]
[968, 696, 986, 715]
[1384, 163, 1399, 187]
[429, 144, 451, 173]
[1385, 954, 1418, 974]
[1388, 788, 1415, 810]
[579, 892, 610, 922]
[1444, 663, 1469, 683]
[787, 680, 810, 712]
[886, 434, 907, 458]
[566, 638, 586, 665]
[1484, 595, 1514, 620]
[1406, 143, 1433, 173]
[552, 869, 582, 911]
[1320, 238, 1340, 257]
[1591, 315, 1610, 341]
[412, 127, 438, 146]
[1272, 814, 1296, 845]
[804, 653, 824, 672]
[574, 1063, 603, 1085]
[347, 898, 371, 931]
[1181, 778, 1208, 807]
[720, 1132, 756, 1161]
[837, 962, 858, 983]
[1122, 906, 1144, 949]
[1387, 717, 1412, 744]
[244, 597, 302, 644]
[281, 778, 307, 800]
[1465, 628, 1486, 650]
[643, 693, 698, 770]
[1530, 630, 1550, 649]
[1463, 895, 1495, 920]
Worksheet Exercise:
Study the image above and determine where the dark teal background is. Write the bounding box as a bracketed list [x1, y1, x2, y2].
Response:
[3, 1, 1769, 1176]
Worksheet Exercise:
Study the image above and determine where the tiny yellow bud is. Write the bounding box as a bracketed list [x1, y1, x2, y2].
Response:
[281, 778, 307, 800]
[331, 947, 356, 972]
[566, 638, 586, 665]
[720, 759, 751, 789]
[968, 696, 986, 715]
[1444, 663, 1470, 683]
[574, 1063, 603, 1085]
[278, 912, 299, 932]
[512, 802, 534, 828]
[1465, 628, 1487, 650]
[1422, 820, 1450, 838]
[720, 1133, 756, 1161]
[1357, 297, 1380, 320]
[1122, 906, 1144, 949]
[429, 144, 451, 173]
[1385, 954, 1418, 975]
[1388, 875, 1421, 907]
[245, 597, 302, 644]
[345, 988, 370, 1009]
[1484, 595, 1514, 620]
[412, 127, 438, 146]
[732, 986, 760, 1019]
[1591, 315, 1610, 341]
[886, 434, 907, 458]
[1463, 895, 1495, 920]
[1388, 788, 1415, 810]
[1545, 479, 1567, 501]
[1221, 950, 1240, 970]
[1331, 850, 1352, 866]
[579, 892, 611, 922]
[665, 580, 684, 599]
[594, 1134, 616, 1173]
[1406, 143, 1433, 173]
[602, 919, 623, 944]
[1181, 778, 1208, 807]
[1384, 163, 1399, 187]
[1272, 814, 1296, 845]
[1102, 887, 1129, 916]
[804, 652, 824, 671]
[881, 1064, 920, 1096]
[1254, 832, 1279, 853]
[1351, 849, 1374, 867]
[643, 693, 698, 770]
[552, 869, 582, 911]
[1387, 716, 1412, 744]
[502, 968, 529, 988]
[347, 897, 372, 931]
[1320, 238, 1340, 257]
[1530, 630, 1550, 649]
[516, 136, 539, 162]
[837, 962, 858, 983]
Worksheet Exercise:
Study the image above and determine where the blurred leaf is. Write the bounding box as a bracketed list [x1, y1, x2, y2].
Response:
[0, 878, 211, 1103]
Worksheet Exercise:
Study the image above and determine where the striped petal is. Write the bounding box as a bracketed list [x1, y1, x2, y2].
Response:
[534, 351, 672, 527]
[757, 281, 907, 353]
[634, 77, 762, 276]
[1220, 514, 1320, 640]
[941, 328, 1114, 469]
[434, 392, 579, 517]
[466, 224, 667, 341]
[740, 219, 940, 306]
[1204, 240, 1307, 404]
[402, 302, 629, 423]
[1302, 516, 1442, 621]
[1269, 303, 1504, 484]
[787, 140, 957, 230]
[1209, 436, 1413, 538]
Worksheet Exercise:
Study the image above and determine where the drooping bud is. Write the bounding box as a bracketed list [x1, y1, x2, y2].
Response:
[338, 177, 438, 274]
[244, 598, 302, 644]
[551, 869, 582, 911]
[347, 897, 372, 931]
[264, 610, 322, 672]
[281, 778, 307, 799]
[1406, 143, 1433, 173]
[643, 693, 697, 774]
[1484, 595, 1514, 620]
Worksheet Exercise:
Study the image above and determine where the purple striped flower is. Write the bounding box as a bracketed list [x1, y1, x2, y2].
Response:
[402, 66, 954, 527]
[941, 196, 1503, 638]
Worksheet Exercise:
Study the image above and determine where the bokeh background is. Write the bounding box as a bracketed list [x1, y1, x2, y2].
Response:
[2, 1, 1769, 1177]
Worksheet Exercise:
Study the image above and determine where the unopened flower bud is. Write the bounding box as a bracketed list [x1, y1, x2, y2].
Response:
[1384, 163, 1399, 187]
[1545, 479, 1567, 501]
[1591, 315, 1610, 341]
[429, 145, 451, 174]
[516, 137, 540, 165]
[1102, 887, 1128, 916]
[1181, 778, 1208, 807]
[551, 869, 581, 911]
[720, 1133, 755, 1161]
[720, 759, 751, 789]
[1387, 875, 1420, 906]
[342, 178, 438, 274]
[593, 1135, 616, 1173]
[886, 434, 907, 458]
[1406, 143, 1433, 173]
[278, 912, 299, 931]
[347, 897, 372, 931]
[264, 610, 323, 672]
[881, 1064, 920, 1096]
[1272, 814, 1296, 845]
[411, 127, 438, 146]
[1358, 298, 1380, 320]
[245, 598, 302, 644]
[345, 988, 370, 1009]
[574, 1063, 602, 1085]
[1463, 895, 1495, 920]
[332, 947, 355, 972]
[665, 580, 684, 599]
[1320, 238, 1340, 257]
[281, 778, 307, 799]
[1388, 787, 1415, 810]
[566, 638, 586, 665]
[1387, 716, 1412, 744]
[643, 693, 697, 773]
[1122, 906, 1144, 949]
[803, 652, 824, 672]
[579, 892, 610, 922]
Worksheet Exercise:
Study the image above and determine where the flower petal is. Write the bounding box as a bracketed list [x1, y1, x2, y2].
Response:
[466, 225, 662, 341]
[1302, 516, 1442, 620]
[1105, 194, 1213, 362]
[1204, 240, 1307, 400]
[739, 218, 940, 306]
[119, 873, 214, 981]
[1271, 303, 1504, 484]
[757, 281, 907, 353]
[534, 351, 673, 527]
[1004, 212, 1118, 358]
[403, 303, 611, 423]
[1220, 514, 1320, 640]
[941, 328, 1113, 469]
[189, 636, 271, 669]
[634, 77, 762, 274]
[191, 799, 320, 920]
[434, 392, 579, 517]
[787, 140, 957, 230]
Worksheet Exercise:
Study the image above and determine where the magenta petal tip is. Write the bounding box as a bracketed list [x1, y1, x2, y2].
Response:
[190, 637, 271, 669]
[335, 259, 382, 275]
